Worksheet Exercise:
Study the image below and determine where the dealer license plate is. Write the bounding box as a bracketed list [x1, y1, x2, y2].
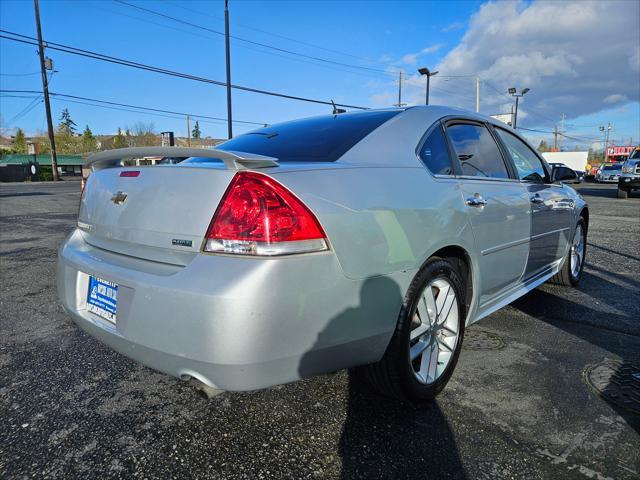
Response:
[86, 276, 118, 323]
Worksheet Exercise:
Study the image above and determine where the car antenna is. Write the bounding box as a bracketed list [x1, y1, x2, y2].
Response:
[331, 100, 346, 115]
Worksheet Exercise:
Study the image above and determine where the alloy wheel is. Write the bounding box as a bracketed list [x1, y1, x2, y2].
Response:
[570, 224, 585, 277]
[409, 278, 460, 385]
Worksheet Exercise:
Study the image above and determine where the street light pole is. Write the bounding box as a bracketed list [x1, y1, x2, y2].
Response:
[224, 0, 232, 139]
[508, 87, 530, 129]
[418, 67, 439, 105]
[33, 0, 59, 181]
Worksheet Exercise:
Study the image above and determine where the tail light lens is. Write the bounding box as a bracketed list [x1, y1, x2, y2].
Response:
[204, 171, 328, 256]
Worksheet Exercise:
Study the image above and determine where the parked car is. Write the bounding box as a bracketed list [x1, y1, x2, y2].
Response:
[548, 162, 584, 183]
[618, 147, 640, 198]
[596, 163, 622, 183]
[57, 106, 588, 401]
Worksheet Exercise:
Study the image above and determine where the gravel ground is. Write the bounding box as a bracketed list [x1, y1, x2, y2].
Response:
[1, 180, 638, 480]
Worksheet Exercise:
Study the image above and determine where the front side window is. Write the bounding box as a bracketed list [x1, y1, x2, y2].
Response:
[418, 125, 453, 175]
[446, 123, 509, 179]
[495, 128, 546, 183]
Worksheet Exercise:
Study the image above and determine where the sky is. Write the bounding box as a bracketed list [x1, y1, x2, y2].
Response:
[0, 0, 638, 150]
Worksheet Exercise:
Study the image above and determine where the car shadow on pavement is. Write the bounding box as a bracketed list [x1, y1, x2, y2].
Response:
[511, 284, 640, 434]
[299, 277, 466, 479]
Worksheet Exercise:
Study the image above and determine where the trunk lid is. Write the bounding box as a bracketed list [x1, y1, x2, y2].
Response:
[78, 165, 236, 265]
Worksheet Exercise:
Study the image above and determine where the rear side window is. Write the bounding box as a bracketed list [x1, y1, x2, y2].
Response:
[215, 110, 401, 162]
[418, 125, 454, 175]
[446, 123, 509, 179]
[495, 128, 546, 183]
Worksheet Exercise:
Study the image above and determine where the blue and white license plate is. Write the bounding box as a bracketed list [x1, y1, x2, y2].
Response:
[87, 276, 118, 323]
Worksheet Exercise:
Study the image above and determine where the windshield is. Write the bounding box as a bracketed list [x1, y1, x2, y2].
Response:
[213, 110, 402, 162]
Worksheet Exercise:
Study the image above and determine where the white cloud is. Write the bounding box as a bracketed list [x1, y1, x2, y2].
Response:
[401, 44, 444, 65]
[604, 94, 628, 104]
[441, 1, 639, 120]
[374, 1, 640, 124]
[441, 21, 464, 33]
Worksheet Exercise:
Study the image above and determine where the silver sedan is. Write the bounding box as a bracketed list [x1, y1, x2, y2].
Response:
[57, 106, 588, 400]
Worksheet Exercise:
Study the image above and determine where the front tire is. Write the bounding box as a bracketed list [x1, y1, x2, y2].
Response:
[363, 257, 466, 401]
[550, 217, 587, 286]
[617, 187, 629, 199]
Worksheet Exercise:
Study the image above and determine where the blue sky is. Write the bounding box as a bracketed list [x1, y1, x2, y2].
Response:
[1, 0, 638, 150]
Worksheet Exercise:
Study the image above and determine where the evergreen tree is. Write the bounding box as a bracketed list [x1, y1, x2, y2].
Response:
[113, 127, 127, 149]
[14, 128, 26, 153]
[58, 108, 77, 135]
[192, 121, 201, 139]
[82, 125, 97, 153]
[537, 139, 550, 153]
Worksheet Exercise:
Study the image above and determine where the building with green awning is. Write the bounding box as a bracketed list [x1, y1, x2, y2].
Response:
[0, 154, 84, 175]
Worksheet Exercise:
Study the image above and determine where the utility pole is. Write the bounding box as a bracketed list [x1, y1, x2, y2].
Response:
[558, 113, 565, 151]
[186, 114, 191, 147]
[604, 122, 612, 161]
[475, 76, 480, 113]
[224, 0, 232, 139]
[33, 0, 58, 181]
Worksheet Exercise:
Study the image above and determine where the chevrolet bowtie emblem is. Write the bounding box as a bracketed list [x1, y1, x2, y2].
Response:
[111, 191, 128, 205]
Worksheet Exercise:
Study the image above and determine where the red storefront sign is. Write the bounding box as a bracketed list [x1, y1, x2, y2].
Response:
[606, 145, 634, 156]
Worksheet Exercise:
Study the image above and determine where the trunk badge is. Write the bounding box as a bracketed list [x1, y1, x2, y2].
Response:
[111, 191, 128, 205]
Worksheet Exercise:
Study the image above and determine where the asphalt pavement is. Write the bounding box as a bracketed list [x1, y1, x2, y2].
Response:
[1, 179, 638, 479]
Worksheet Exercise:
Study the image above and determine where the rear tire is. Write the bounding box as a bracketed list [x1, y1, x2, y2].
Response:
[362, 257, 466, 401]
[550, 217, 587, 286]
[617, 187, 629, 199]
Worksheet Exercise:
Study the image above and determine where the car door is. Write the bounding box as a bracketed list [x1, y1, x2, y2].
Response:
[493, 127, 573, 278]
[443, 120, 530, 307]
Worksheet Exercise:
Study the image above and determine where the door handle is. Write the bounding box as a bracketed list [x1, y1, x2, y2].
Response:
[530, 194, 544, 204]
[465, 195, 487, 207]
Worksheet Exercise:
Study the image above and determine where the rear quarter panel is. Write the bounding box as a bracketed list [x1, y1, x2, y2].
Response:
[272, 167, 478, 322]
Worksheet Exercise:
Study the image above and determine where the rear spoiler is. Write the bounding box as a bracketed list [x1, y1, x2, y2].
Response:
[85, 147, 279, 171]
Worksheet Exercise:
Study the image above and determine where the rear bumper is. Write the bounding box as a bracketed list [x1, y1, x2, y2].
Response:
[57, 230, 401, 391]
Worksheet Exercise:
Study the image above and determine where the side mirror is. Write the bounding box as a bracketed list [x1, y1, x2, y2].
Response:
[551, 166, 578, 183]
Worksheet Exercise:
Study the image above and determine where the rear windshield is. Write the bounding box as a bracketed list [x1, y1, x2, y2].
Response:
[213, 110, 401, 162]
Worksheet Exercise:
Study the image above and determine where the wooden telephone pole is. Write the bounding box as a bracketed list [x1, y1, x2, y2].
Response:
[34, 0, 59, 181]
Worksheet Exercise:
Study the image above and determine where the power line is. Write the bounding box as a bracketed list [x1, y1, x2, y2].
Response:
[113, 0, 395, 77]
[0, 89, 266, 126]
[165, 0, 367, 62]
[0, 30, 368, 110]
[0, 71, 41, 76]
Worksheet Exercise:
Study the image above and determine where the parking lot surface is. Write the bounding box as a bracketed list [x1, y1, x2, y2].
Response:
[1, 180, 638, 479]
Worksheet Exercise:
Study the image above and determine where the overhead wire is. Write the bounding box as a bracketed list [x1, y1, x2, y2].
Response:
[0, 30, 368, 110]
[0, 89, 266, 126]
[113, 0, 396, 77]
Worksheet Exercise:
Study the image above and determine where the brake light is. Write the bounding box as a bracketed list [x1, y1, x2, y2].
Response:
[204, 171, 328, 256]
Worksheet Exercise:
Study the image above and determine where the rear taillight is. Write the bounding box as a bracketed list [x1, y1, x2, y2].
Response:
[204, 171, 328, 256]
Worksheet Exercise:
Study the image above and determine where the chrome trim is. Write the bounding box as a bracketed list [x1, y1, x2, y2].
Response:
[481, 237, 529, 256]
[204, 238, 329, 256]
[530, 227, 570, 241]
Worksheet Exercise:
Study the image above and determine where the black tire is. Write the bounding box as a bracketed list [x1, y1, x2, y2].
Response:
[617, 187, 629, 199]
[362, 257, 466, 401]
[550, 217, 587, 286]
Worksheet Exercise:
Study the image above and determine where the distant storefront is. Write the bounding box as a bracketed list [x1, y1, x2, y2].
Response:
[0, 154, 84, 176]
